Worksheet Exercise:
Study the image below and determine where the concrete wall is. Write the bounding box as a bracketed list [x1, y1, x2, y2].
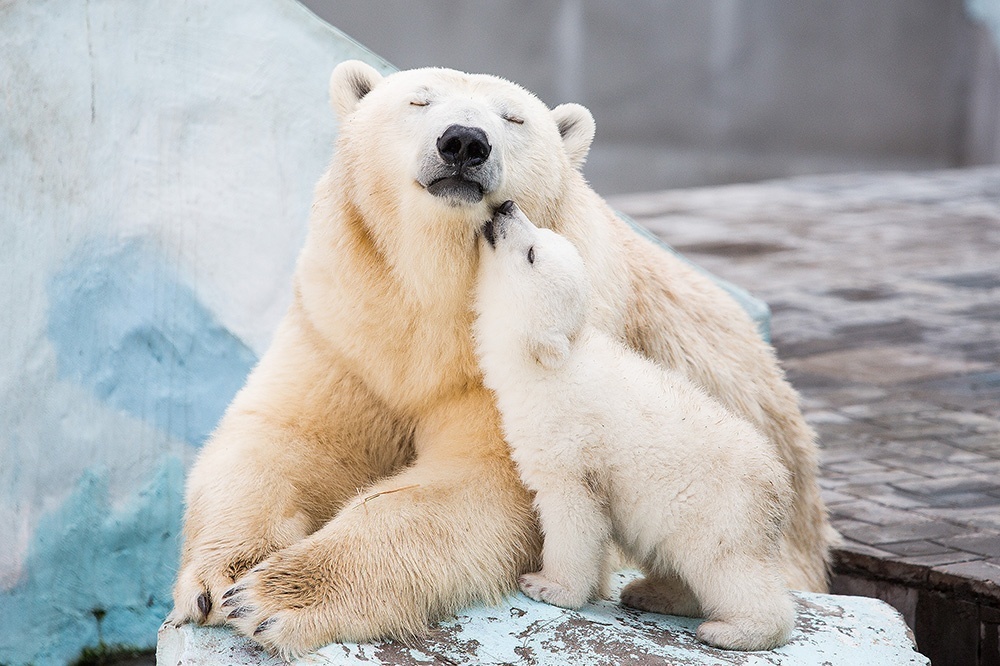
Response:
[301, 0, 1000, 194]
[0, 2, 391, 664]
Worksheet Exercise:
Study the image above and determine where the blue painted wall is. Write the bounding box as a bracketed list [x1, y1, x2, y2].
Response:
[0, 1, 391, 663]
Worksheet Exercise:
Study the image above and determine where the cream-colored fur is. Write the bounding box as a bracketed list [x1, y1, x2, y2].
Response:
[169, 60, 831, 657]
[474, 203, 794, 650]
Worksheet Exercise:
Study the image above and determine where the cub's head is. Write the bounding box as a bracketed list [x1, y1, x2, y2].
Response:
[329, 60, 595, 227]
[474, 201, 589, 370]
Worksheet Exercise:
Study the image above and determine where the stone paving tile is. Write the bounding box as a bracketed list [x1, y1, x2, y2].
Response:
[836, 518, 969, 546]
[830, 500, 930, 526]
[877, 540, 955, 557]
[896, 551, 985, 568]
[938, 533, 1000, 558]
[970, 460, 1000, 474]
[891, 475, 1000, 497]
[819, 488, 855, 506]
[614, 167, 1000, 606]
[834, 486, 929, 510]
[916, 507, 1000, 532]
[824, 459, 889, 475]
[883, 459, 976, 478]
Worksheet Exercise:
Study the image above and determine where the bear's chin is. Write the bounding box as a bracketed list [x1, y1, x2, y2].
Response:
[426, 176, 486, 206]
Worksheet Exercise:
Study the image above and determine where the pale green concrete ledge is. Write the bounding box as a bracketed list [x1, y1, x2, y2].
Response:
[156, 571, 927, 665]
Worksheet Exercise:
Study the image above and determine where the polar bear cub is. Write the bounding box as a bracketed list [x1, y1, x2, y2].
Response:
[473, 201, 796, 651]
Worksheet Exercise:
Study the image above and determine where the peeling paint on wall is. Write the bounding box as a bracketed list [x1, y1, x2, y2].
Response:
[48, 240, 257, 448]
[0, 0, 392, 663]
[0, 460, 183, 666]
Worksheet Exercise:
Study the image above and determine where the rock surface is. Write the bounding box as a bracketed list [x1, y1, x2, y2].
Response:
[157, 571, 926, 665]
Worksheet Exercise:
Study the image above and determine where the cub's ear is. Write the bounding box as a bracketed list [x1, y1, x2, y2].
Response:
[551, 103, 595, 169]
[330, 60, 384, 119]
[528, 331, 571, 370]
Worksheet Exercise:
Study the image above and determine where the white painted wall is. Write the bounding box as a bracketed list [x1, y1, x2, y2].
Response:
[0, 2, 391, 663]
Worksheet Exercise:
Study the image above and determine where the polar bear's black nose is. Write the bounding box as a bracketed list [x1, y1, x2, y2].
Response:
[437, 125, 491, 167]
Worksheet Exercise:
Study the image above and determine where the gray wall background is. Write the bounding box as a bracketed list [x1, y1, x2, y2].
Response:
[299, 0, 1000, 194]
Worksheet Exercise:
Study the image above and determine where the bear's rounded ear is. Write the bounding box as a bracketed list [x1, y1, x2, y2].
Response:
[330, 60, 384, 119]
[551, 103, 595, 169]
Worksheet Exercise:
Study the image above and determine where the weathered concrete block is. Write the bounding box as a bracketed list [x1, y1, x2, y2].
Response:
[157, 572, 928, 665]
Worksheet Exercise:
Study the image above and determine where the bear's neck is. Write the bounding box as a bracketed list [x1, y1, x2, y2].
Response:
[315, 170, 484, 310]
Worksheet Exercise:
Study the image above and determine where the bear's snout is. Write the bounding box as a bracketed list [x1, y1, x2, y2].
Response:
[437, 125, 491, 167]
[422, 124, 499, 205]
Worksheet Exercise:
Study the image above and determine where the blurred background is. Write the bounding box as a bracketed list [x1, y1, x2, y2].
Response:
[303, 0, 1000, 194]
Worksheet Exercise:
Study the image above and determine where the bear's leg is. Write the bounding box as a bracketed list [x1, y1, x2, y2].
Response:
[169, 320, 413, 627]
[619, 571, 702, 618]
[518, 481, 611, 610]
[675, 552, 794, 651]
[220, 388, 540, 657]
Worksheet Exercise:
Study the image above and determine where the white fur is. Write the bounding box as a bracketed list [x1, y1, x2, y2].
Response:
[171, 62, 829, 657]
[474, 204, 796, 651]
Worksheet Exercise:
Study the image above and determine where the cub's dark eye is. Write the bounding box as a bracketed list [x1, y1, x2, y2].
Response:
[410, 100, 429, 107]
[503, 114, 524, 125]
[527, 247, 535, 264]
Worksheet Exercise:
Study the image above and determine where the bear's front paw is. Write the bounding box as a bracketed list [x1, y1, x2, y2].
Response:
[518, 572, 588, 610]
[167, 550, 269, 627]
[220, 560, 306, 658]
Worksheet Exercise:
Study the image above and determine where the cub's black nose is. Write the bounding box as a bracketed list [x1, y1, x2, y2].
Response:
[495, 200, 515, 216]
[437, 125, 491, 167]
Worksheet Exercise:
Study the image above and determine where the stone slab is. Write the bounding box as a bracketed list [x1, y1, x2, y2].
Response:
[157, 572, 927, 665]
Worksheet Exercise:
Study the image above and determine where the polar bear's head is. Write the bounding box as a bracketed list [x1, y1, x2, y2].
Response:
[329, 60, 595, 230]
[474, 201, 589, 371]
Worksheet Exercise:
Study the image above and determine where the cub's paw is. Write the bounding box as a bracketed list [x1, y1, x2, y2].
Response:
[696, 619, 789, 651]
[619, 575, 701, 618]
[518, 572, 588, 610]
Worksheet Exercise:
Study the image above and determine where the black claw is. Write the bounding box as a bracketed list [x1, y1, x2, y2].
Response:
[227, 606, 250, 620]
[220, 597, 237, 608]
[222, 585, 244, 600]
[254, 618, 276, 636]
[196, 592, 212, 618]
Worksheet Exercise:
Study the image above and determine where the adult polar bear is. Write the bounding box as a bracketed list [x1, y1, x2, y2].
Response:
[170, 60, 833, 655]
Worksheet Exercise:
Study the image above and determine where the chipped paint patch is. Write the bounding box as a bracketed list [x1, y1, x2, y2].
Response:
[159, 571, 929, 665]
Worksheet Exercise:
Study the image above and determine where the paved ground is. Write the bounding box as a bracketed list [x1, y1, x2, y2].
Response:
[613, 167, 1000, 660]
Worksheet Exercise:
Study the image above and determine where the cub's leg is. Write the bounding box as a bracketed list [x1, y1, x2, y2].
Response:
[675, 551, 794, 651]
[220, 389, 541, 657]
[619, 571, 702, 618]
[169, 314, 412, 627]
[518, 480, 611, 610]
